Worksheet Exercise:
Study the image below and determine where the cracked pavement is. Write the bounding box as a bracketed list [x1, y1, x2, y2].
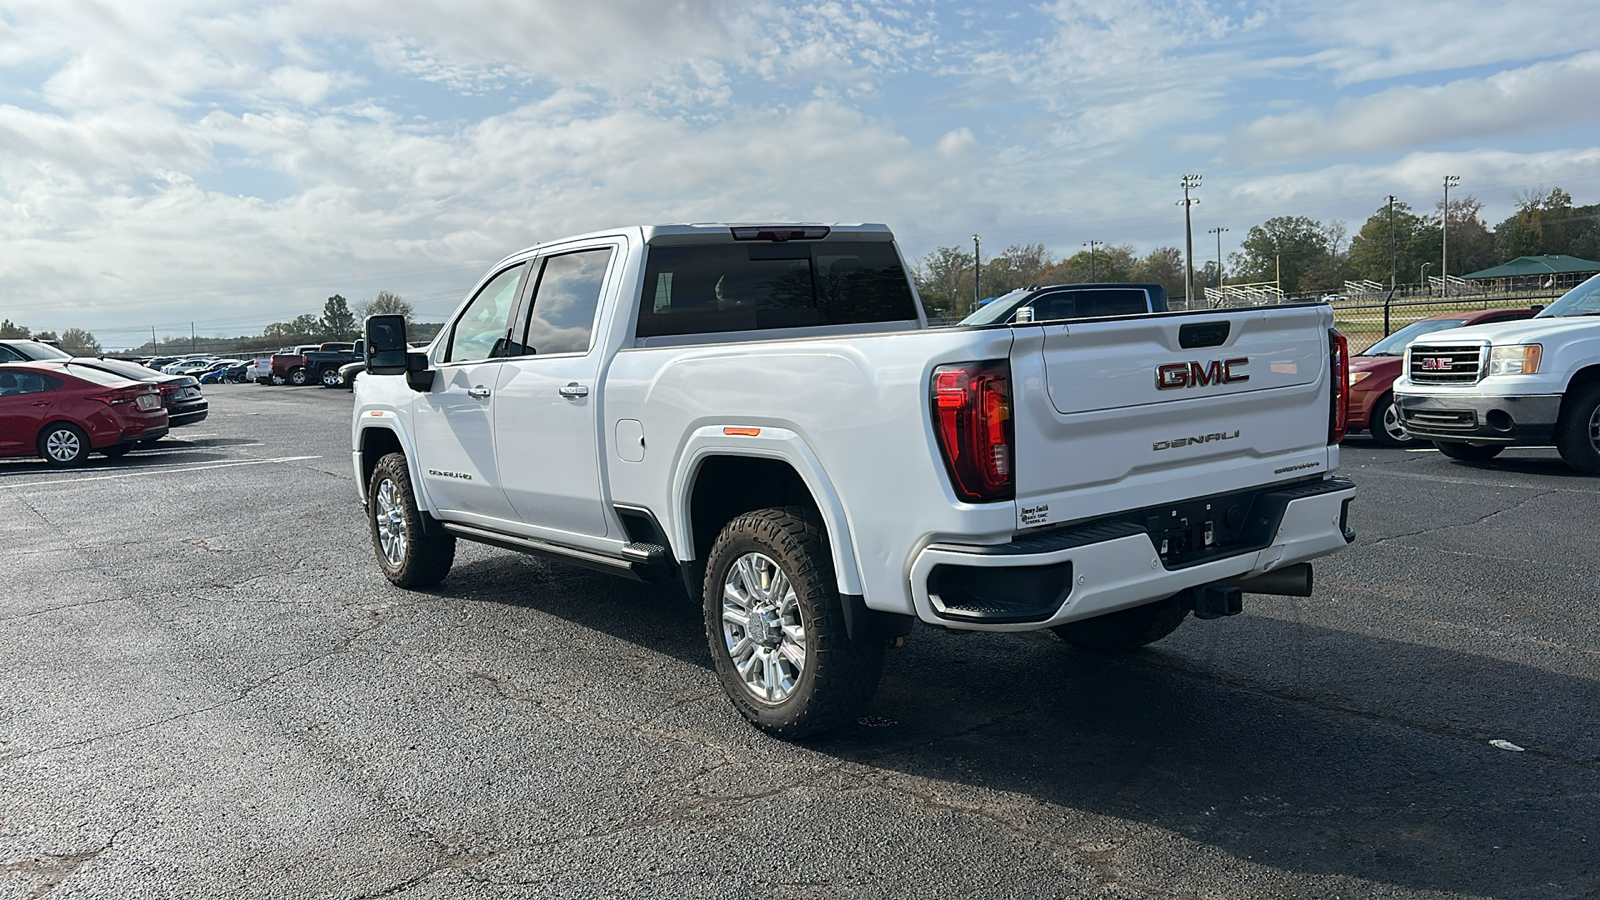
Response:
[1, 386, 1596, 898]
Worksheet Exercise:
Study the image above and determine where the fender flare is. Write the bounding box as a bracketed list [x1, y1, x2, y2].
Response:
[670, 425, 865, 596]
[355, 415, 435, 514]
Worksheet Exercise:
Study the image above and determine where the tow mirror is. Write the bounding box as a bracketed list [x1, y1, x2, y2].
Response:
[364, 315, 409, 374]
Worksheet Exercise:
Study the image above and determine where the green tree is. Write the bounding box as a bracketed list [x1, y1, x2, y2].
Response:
[1491, 187, 1594, 264]
[32, 330, 57, 343]
[321, 294, 357, 341]
[289, 314, 324, 341]
[0, 320, 29, 339]
[1132, 247, 1185, 298]
[1230, 216, 1338, 295]
[356, 290, 414, 324]
[915, 246, 976, 320]
[981, 243, 1053, 298]
[1038, 244, 1135, 285]
[58, 328, 102, 356]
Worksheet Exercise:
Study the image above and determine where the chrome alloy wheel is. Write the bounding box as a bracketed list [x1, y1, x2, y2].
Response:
[374, 477, 409, 568]
[45, 429, 81, 462]
[721, 552, 806, 703]
[1381, 402, 1412, 443]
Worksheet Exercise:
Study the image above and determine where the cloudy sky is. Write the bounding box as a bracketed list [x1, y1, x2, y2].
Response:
[3, 0, 1600, 346]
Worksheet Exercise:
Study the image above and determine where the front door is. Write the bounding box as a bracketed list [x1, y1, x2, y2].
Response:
[411, 263, 528, 520]
[495, 246, 616, 537]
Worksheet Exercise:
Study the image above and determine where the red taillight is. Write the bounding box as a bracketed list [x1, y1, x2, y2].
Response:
[931, 361, 1014, 502]
[1330, 330, 1350, 443]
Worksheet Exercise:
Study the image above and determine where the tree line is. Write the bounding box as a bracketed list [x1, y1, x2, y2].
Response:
[1, 291, 416, 356]
[916, 186, 1600, 314]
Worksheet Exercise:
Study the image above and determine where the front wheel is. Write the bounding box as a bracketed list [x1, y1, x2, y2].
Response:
[1369, 394, 1413, 447]
[703, 507, 885, 738]
[1435, 441, 1504, 461]
[37, 423, 91, 467]
[1051, 593, 1189, 651]
[1554, 384, 1600, 475]
[288, 368, 308, 386]
[368, 453, 455, 588]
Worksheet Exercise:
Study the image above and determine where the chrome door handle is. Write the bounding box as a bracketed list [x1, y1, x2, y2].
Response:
[467, 386, 491, 399]
[558, 383, 589, 398]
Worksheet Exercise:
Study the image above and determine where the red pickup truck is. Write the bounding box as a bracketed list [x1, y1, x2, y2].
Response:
[271, 342, 353, 386]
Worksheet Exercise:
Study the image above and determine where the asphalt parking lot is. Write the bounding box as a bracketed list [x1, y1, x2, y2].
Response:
[2, 384, 1596, 899]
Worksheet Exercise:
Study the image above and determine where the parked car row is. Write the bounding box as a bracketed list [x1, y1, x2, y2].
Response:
[0, 360, 169, 465]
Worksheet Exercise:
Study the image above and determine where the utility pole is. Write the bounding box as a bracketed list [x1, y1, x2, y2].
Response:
[1207, 227, 1228, 307]
[151, 326, 157, 355]
[1442, 175, 1460, 297]
[191, 322, 196, 354]
[972, 234, 982, 314]
[1083, 240, 1101, 281]
[1387, 195, 1397, 336]
[1178, 174, 1202, 304]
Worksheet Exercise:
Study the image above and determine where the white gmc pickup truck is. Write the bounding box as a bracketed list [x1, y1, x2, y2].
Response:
[1395, 273, 1600, 473]
[351, 223, 1357, 736]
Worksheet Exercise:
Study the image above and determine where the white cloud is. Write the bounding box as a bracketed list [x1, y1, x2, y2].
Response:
[1230, 52, 1600, 161]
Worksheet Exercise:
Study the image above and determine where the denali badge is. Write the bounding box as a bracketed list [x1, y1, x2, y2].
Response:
[1156, 358, 1248, 389]
[1153, 431, 1240, 451]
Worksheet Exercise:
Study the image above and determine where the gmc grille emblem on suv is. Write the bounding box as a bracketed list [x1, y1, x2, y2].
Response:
[1156, 358, 1249, 390]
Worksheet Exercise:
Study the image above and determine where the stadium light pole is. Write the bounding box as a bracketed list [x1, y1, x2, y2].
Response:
[1442, 175, 1460, 296]
[1387, 195, 1397, 336]
[1178, 175, 1202, 304]
[1207, 227, 1228, 306]
[1083, 240, 1101, 281]
[972, 234, 982, 313]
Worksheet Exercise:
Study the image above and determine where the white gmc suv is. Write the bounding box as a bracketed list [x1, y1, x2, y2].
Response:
[1395, 273, 1600, 473]
[351, 223, 1357, 736]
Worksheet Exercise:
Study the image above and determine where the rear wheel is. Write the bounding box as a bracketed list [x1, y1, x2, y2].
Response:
[288, 367, 308, 386]
[1554, 383, 1600, 474]
[1051, 594, 1189, 651]
[1369, 394, 1413, 447]
[368, 453, 455, 588]
[321, 368, 341, 387]
[37, 423, 91, 467]
[1434, 441, 1504, 461]
[703, 507, 885, 738]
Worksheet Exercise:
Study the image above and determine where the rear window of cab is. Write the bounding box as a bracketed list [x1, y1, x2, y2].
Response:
[635, 241, 918, 338]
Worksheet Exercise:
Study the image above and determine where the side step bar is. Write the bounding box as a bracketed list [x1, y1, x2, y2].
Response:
[441, 522, 645, 580]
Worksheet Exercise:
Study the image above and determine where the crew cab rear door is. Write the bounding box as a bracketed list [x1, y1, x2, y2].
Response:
[1007, 304, 1334, 530]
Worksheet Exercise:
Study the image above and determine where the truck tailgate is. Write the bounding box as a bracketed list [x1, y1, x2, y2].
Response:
[1008, 305, 1336, 531]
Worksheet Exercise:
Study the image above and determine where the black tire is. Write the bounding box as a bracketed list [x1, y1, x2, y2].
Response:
[321, 368, 341, 387]
[1434, 441, 1504, 461]
[702, 507, 885, 738]
[1051, 594, 1189, 652]
[99, 443, 134, 458]
[1554, 383, 1600, 474]
[37, 422, 91, 467]
[1368, 393, 1413, 447]
[367, 453, 455, 588]
[288, 367, 308, 386]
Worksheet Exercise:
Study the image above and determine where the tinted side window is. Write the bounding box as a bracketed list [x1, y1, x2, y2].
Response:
[517, 248, 614, 356]
[446, 264, 527, 363]
[0, 371, 58, 395]
[636, 241, 916, 338]
[1030, 292, 1078, 321]
[0, 346, 23, 363]
[1074, 289, 1150, 318]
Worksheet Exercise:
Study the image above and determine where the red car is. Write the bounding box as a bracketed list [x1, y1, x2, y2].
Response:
[1349, 307, 1540, 446]
[0, 361, 169, 466]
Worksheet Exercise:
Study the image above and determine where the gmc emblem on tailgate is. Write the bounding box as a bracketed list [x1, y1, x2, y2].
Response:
[1156, 358, 1249, 390]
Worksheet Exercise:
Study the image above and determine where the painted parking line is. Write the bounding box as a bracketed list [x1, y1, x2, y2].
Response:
[1, 456, 322, 489]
